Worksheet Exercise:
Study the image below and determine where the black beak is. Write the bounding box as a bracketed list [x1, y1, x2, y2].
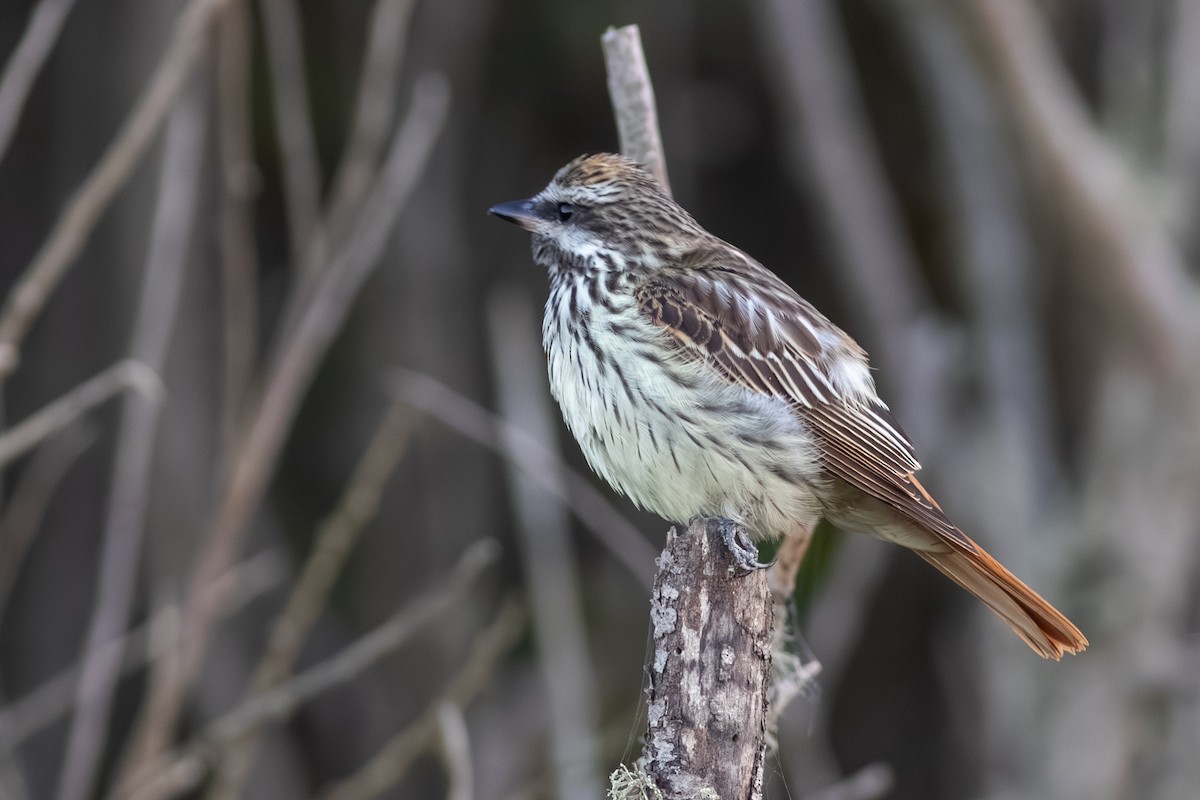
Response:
[488, 199, 540, 231]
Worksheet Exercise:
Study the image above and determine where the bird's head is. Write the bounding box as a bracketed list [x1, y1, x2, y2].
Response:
[489, 153, 702, 273]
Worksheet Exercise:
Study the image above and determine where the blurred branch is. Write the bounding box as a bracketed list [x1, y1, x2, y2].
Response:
[391, 369, 657, 588]
[215, 0, 260, 454]
[206, 540, 499, 739]
[957, 10, 1200, 800]
[0, 360, 162, 469]
[0, 0, 229, 384]
[0, 0, 81, 167]
[0, 550, 284, 746]
[259, 0, 325, 266]
[0, 713, 28, 800]
[322, 0, 418, 251]
[56, 75, 210, 800]
[602, 25, 671, 195]
[1164, 0, 1200, 245]
[0, 429, 99, 800]
[486, 286, 601, 800]
[755, 0, 932, 329]
[118, 544, 507, 800]
[801, 536, 888, 694]
[320, 598, 524, 800]
[894, 0, 1063, 510]
[498, 775, 548, 800]
[282, 0, 418, 341]
[206, 399, 418, 798]
[1055, 366, 1200, 800]
[774, 537, 890, 795]
[766, 534, 822, 737]
[755, 0, 950, 442]
[963, 0, 1200, 370]
[115, 72, 449, 781]
[436, 702, 473, 800]
[1096, 0, 1157, 151]
[0, 421, 96, 624]
[766, 535, 813, 603]
[803, 763, 894, 800]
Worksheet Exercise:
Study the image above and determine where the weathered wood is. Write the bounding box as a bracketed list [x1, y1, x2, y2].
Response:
[601, 26, 779, 800]
[643, 518, 772, 800]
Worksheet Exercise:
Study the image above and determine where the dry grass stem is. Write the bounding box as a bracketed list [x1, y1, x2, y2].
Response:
[116, 72, 449, 779]
[118, 543, 505, 800]
[205, 539, 500, 744]
[601, 25, 671, 196]
[320, 598, 524, 800]
[0, 360, 162, 469]
[215, 0, 260, 454]
[259, 0, 325, 266]
[0, 0, 230, 383]
[0, 550, 284, 747]
[322, 0, 418, 253]
[280, 0, 418, 341]
[257, 401, 416, 682]
[56, 77, 210, 800]
[0, 421, 96, 622]
[206, 399, 418, 798]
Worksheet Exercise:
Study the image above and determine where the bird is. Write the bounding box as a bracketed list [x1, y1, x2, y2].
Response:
[489, 152, 1086, 660]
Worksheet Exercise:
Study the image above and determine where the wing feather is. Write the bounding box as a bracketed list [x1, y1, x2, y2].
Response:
[637, 247, 971, 549]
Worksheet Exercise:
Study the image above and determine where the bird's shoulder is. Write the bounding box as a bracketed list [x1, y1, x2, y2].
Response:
[633, 240, 870, 405]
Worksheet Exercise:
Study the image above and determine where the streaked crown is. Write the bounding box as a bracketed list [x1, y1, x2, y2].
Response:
[550, 153, 663, 202]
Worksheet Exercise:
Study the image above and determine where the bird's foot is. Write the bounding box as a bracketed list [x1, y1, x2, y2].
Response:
[717, 518, 774, 574]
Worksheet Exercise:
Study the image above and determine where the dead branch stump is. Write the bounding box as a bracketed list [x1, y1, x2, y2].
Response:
[642, 518, 773, 800]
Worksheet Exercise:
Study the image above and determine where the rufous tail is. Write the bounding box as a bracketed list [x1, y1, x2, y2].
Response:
[915, 540, 1087, 660]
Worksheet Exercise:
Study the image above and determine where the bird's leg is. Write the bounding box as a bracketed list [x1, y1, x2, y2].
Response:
[716, 517, 774, 574]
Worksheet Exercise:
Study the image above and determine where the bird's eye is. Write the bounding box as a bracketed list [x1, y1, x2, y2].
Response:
[556, 202, 575, 222]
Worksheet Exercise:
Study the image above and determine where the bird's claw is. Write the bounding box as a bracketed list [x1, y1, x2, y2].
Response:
[718, 518, 774, 574]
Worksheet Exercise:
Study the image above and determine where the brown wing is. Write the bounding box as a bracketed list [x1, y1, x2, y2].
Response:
[637, 246, 972, 550]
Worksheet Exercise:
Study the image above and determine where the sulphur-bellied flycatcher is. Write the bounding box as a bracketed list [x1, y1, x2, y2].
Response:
[490, 153, 1086, 659]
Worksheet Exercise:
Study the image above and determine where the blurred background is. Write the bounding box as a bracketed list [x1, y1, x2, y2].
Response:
[1, 0, 1198, 798]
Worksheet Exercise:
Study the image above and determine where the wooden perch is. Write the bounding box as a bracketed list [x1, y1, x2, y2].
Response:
[641, 519, 773, 800]
[600, 26, 789, 800]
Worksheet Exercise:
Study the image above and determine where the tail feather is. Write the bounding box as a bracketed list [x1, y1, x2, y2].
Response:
[916, 542, 1087, 660]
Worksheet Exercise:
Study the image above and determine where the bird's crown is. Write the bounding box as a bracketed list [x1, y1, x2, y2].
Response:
[548, 153, 663, 204]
